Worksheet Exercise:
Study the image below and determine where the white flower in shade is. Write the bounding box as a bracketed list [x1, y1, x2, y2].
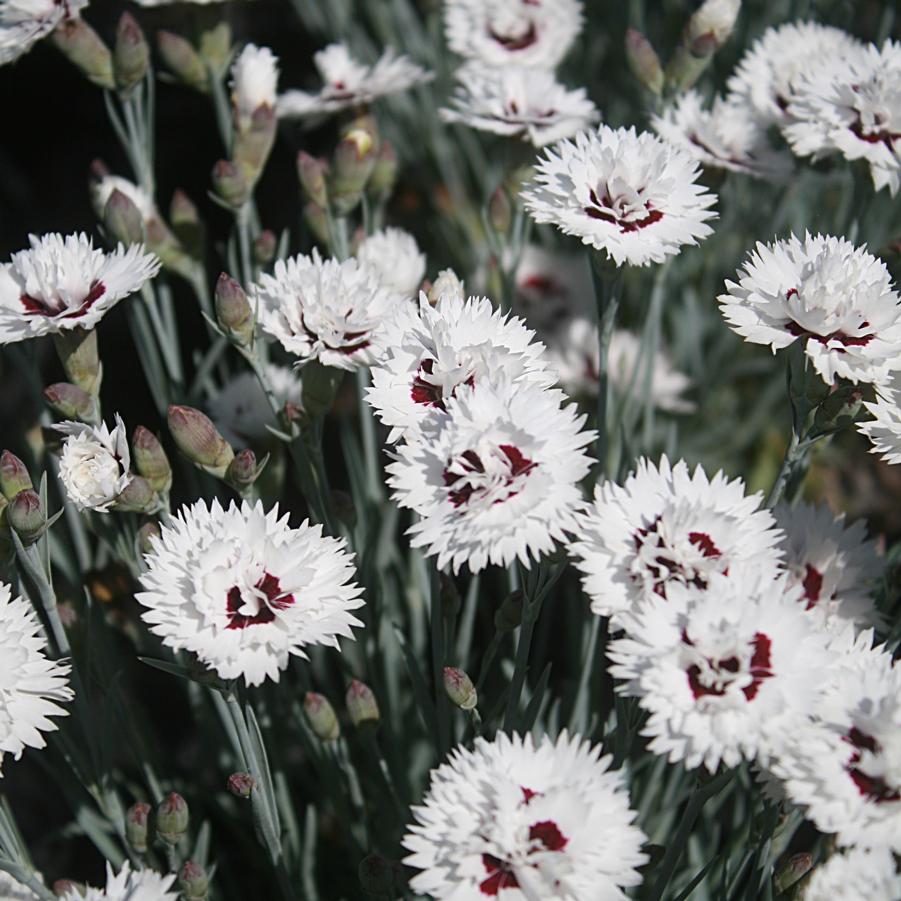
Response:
[513, 245, 592, 333]
[428, 268, 465, 305]
[801, 847, 901, 901]
[0, 233, 160, 344]
[719, 233, 901, 385]
[774, 502, 882, 633]
[0, 582, 72, 774]
[89, 175, 157, 223]
[859, 371, 901, 464]
[0, 0, 88, 65]
[774, 658, 901, 852]
[784, 41, 901, 195]
[441, 66, 600, 147]
[522, 126, 717, 268]
[651, 91, 792, 181]
[59, 863, 177, 901]
[277, 42, 432, 119]
[137, 500, 364, 687]
[252, 249, 395, 371]
[368, 292, 554, 443]
[610, 571, 833, 771]
[726, 21, 862, 125]
[402, 731, 647, 900]
[545, 318, 694, 413]
[570, 456, 782, 625]
[444, 0, 583, 70]
[356, 228, 426, 299]
[56, 414, 132, 513]
[231, 44, 279, 128]
[388, 377, 594, 574]
[0, 872, 40, 900]
[209, 364, 302, 448]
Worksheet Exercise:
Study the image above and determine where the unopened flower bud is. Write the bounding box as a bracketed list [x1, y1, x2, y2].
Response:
[44, 383, 100, 424]
[167, 405, 234, 478]
[303, 202, 330, 246]
[443, 666, 477, 710]
[53, 880, 85, 897]
[359, 854, 394, 896]
[212, 160, 249, 208]
[137, 521, 161, 556]
[53, 327, 101, 395]
[367, 140, 398, 200]
[225, 449, 259, 494]
[427, 269, 464, 305]
[304, 692, 340, 741]
[346, 680, 379, 730]
[330, 129, 377, 215]
[51, 18, 114, 89]
[157, 31, 208, 93]
[8, 489, 44, 544]
[198, 21, 232, 77]
[215, 273, 254, 345]
[132, 427, 172, 493]
[297, 152, 329, 208]
[625, 28, 664, 95]
[104, 189, 145, 246]
[125, 801, 151, 853]
[494, 590, 524, 632]
[156, 792, 189, 846]
[169, 189, 204, 255]
[774, 852, 812, 893]
[686, 0, 741, 48]
[0, 451, 33, 500]
[114, 475, 157, 514]
[488, 186, 512, 236]
[114, 12, 149, 94]
[179, 860, 209, 901]
[253, 230, 277, 265]
[233, 105, 277, 187]
[227, 772, 255, 798]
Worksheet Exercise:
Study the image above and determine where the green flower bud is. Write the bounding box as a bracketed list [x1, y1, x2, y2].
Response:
[297, 151, 329, 208]
[132, 427, 172, 493]
[7, 489, 44, 544]
[359, 854, 395, 896]
[227, 772, 255, 798]
[215, 273, 254, 345]
[0, 451, 33, 500]
[346, 680, 379, 730]
[43, 382, 100, 424]
[104, 189, 145, 246]
[225, 449, 259, 494]
[330, 128, 377, 216]
[51, 19, 114, 90]
[114, 475, 157, 514]
[367, 140, 397, 201]
[137, 521, 161, 556]
[488, 186, 513, 236]
[114, 12, 149, 95]
[304, 692, 340, 741]
[443, 666, 477, 710]
[156, 792, 189, 846]
[157, 31, 208, 93]
[125, 801, 151, 853]
[53, 327, 102, 395]
[253, 230, 277, 265]
[233, 106, 277, 188]
[179, 860, 209, 901]
[625, 28, 664, 95]
[212, 160, 250, 208]
[167, 405, 235, 478]
[169, 189, 204, 255]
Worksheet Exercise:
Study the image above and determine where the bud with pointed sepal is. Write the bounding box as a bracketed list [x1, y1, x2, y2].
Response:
[137, 520, 161, 556]
[297, 151, 329, 208]
[53, 327, 101, 396]
[8, 490, 45, 545]
[625, 28, 664, 95]
[104, 189, 145, 246]
[156, 792, 189, 846]
[0, 451, 33, 500]
[443, 666, 477, 710]
[114, 12, 149, 95]
[330, 128, 377, 216]
[179, 861, 209, 901]
[44, 383, 100, 425]
[157, 31, 208, 93]
[167, 405, 235, 478]
[346, 680, 379, 730]
[304, 692, 340, 741]
[125, 801, 151, 853]
[212, 160, 250, 208]
[132, 427, 172, 493]
[227, 772, 255, 798]
[114, 475, 158, 514]
[488, 186, 513, 236]
[215, 273, 254, 345]
[225, 449, 260, 495]
[170, 189, 204, 256]
[233, 105, 277, 188]
[253, 230, 277, 265]
[51, 19, 114, 89]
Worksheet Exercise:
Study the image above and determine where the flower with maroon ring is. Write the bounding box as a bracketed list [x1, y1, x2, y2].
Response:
[367, 292, 554, 443]
[569, 456, 782, 626]
[0, 233, 160, 345]
[799, 847, 901, 901]
[783, 40, 901, 195]
[402, 731, 647, 900]
[0, 0, 89, 65]
[521, 125, 717, 267]
[444, 0, 583, 70]
[774, 502, 882, 634]
[609, 570, 834, 771]
[251, 249, 395, 371]
[719, 233, 901, 385]
[441, 65, 600, 147]
[387, 377, 594, 574]
[137, 499, 364, 686]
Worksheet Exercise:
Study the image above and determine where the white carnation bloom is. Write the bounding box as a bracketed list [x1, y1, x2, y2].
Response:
[137, 500, 364, 687]
[252, 249, 395, 371]
[90, 175, 157, 223]
[719, 233, 901, 385]
[784, 40, 901, 195]
[570, 456, 782, 625]
[726, 21, 862, 125]
[610, 571, 834, 771]
[278, 42, 432, 119]
[231, 43, 279, 128]
[444, 0, 583, 70]
[356, 227, 426, 299]
[651, 91, 792, 181]
[545, 318, 694, 413]
[801, 847, 901, 901]
[403, 731, 647, 900]
[859, 371, 901, 464]
[388, 377, 594, 574]
[442, 66, 599, 147]
[209, 364, 302, 448]
[513, 245, 592, 333]
[59, 863, 177, 901]
[0, 0, 87, 65]
[367, 292, 553, 443]
[522, 125, 717, 267]
[0, 233, 160, 344]
[0, 582, 72, 775]
[56, 414, 132, 513]
[428, 268, 465, 305]
[774, 502, 882, 633]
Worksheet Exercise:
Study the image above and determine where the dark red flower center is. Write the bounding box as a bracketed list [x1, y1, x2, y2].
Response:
[478, 817, 568, 895]
[20, 280, 106, 319]
[300, 313, 369, 355]
[632, 517, 723, 598]
[410, 358, 474, 410]
[584, 189, 663, 232]
[226, 572, 295, 630]
[850, 115, 901, 149]
[844, 727, 900, 803]
[801, 563, 824, 609]
[685, 632, 773, 702]
[443, 445, 536, 508]
[489, 21, 538, 51]
[784, 289, 874, 351]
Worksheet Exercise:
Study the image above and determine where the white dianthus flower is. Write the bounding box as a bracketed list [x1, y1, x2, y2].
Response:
[231, 43, 279, 129]
[801, 847, 901, 901]
[59, 863, 177, 901]
[0, 0, 87, 65]
[859, 371, 901, 464]
[356, 228, 426, 299]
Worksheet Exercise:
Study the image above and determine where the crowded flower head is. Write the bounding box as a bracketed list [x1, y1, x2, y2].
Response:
[0, 0, 88, 65]
[522, 125, 717, 267]
[0, 233, 160, 344]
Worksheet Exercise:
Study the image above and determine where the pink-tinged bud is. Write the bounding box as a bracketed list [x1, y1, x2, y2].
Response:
[625, 28, 664, 95]
[774, 852, 813, 893]
[179, 860, 209, 901]
[156, 792, 189, 846]
[157, 31, 208, 93]
[330, 129, 378, 215]
[43, 382, 99, 424]
[214, 273, 254, 345]
[170, 189, 200, 228]
[225, 449, 259, 495]
[167, 405, 235, 478]
[253, 230, 277, 265]
[132, 427, 172, 493]
[114, 12, 149, 94]
[297, 151, 329, 208]
[227, 772, 255, 798]
[53, 880, 85, 897]
[51, 18, 114, 89]
[443, 667, 477, 710]
[359, 854, 395, 895]
[494, 590, 524, 632]
[8, 489, 44, 544]
[304, 692, 340, 741]
[211, 160, 249, 208]
[488, 186, 512, 236]
[233, 106, 277, 187]
[53, 327, 101, 395]
[367, 140, 397, 200]
[346, 680, 379, 730]
[125, 801, 151, 853]
[137, 521, 161, 555]
[0, 451, 33, 500]
[104, 189, 145, 245]
[114, 475, 157, 514]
